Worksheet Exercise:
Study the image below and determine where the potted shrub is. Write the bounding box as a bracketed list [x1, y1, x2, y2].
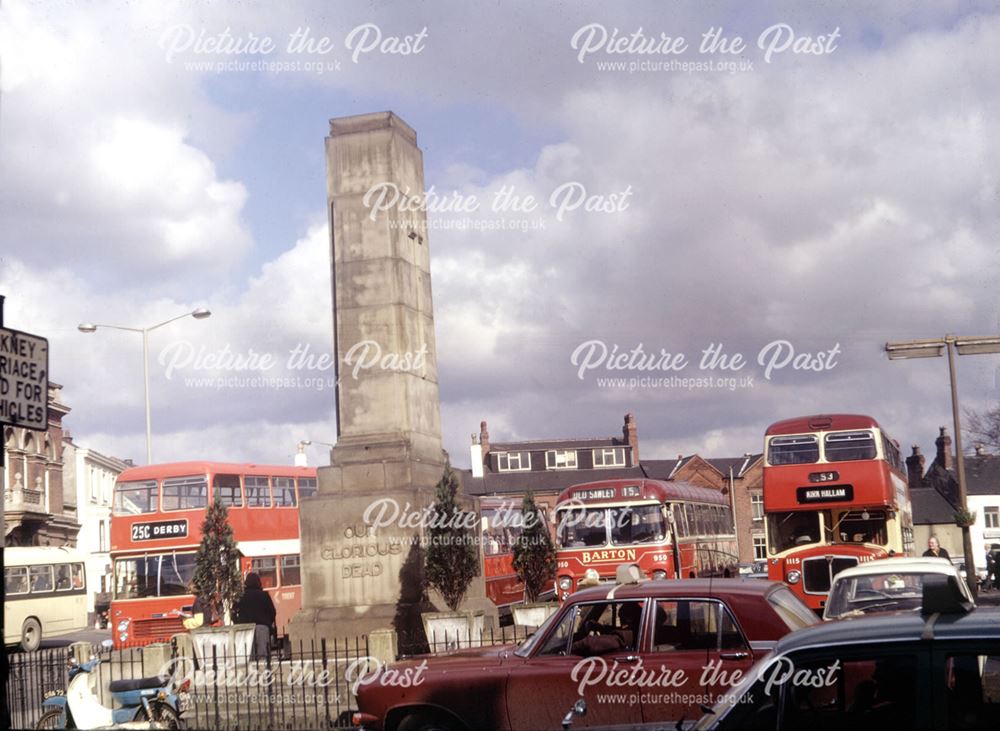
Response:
[422, 463, 482, 650]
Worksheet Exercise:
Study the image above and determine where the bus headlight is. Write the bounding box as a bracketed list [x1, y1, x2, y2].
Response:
[558, 576, 573, 591]
[652, 569, 667, 580]
[786, 570, 801, 584]
[117, 619, 130, 635]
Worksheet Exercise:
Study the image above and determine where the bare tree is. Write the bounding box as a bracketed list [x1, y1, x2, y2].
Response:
[966, 405, 1000, 454]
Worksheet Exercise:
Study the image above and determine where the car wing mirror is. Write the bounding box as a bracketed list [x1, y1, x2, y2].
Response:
[562, 698, 587, 729]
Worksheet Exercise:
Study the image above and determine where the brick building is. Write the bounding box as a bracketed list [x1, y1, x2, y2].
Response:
[3, 383, 79, 547]
[460, 413, 644, 517]
[642, 453, 763, 562]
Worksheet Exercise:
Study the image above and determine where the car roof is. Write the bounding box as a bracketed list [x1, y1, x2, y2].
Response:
[773, 606, 1000, 654]
[831, 556, 957, 579]
[569, 578, 783, 603]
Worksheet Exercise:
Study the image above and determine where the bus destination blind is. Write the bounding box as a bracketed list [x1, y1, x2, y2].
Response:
[130, 520, 189, 542]
[796, 485, 854, 504]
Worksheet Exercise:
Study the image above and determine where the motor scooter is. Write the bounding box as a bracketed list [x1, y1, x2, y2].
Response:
[35, 646, 184, 729]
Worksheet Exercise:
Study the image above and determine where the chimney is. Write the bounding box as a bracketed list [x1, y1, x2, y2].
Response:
[479, 421, 490, 457]
[470, 433, 484, 478]
[935, 426, 953, 470]
[623, 412, 639, 464]
[905, 445, 925, 489]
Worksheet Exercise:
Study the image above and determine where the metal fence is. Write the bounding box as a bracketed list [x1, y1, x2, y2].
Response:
[182, 637, 370, 731]
[4, 625, 532, 730]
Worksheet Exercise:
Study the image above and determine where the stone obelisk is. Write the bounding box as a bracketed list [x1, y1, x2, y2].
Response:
[290, 112, 488, 649]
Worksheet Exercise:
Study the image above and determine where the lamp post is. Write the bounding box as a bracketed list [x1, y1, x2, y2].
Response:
[298, 439, 336, 466]
[885, 334, 1000, 599]
[79, 308, 211, 464]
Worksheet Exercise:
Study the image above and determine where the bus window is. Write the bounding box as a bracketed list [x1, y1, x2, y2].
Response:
[162, 476, 208, 511]
[5, 567, 28, 595]
[30, 565, 53, 593]
[671, 504, 688, 537]
[72, 563, 85, 589]
[835, 510, 887, 545]
[297, 477, 317, 501]
[280, 555, 301, 586]
[768, 435, 820, 465]
[55, 564, 73, 591]
[274, 477, 296, 507]
[214, 474, 243, 507]
[115, 553, 196, 599]
[114, 480, 158, 515]
[767, 511, 822, 553]
[824, 431, 877, 462]
[610, 505, 665, 545]
[252, 557, 278, 588]
[245, 476, 271, 507]
[557, 508, 608, 548]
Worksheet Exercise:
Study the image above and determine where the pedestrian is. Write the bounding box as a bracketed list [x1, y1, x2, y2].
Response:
[922, 536, 950, 559]
[175, 580, 215, 630]
[235, 572, 276, 660]
[991, 545, 1000, 590]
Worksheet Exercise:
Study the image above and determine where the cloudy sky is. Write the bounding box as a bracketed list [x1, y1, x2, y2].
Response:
[1, 0, 998, 469]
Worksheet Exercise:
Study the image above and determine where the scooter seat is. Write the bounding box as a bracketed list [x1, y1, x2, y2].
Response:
[109, 676, 165, 692]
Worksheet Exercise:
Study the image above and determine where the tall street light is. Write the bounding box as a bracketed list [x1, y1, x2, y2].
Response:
[79, 308, 212, 464]
[885, 334, 1000, 599]
[298, 439, 336, 466]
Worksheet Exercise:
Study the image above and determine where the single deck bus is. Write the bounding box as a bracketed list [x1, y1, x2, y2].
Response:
[4, 547, 88, 651]
[553, 478, 738, 600]
[109, 461, 316, 647]
[763, 414, 914, 612]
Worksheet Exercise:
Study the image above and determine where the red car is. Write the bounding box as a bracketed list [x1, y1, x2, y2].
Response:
[354, 579, 817, 730]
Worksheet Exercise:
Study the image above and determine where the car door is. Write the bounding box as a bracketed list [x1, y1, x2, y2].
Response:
[639, 598, 754, 725]
[505, 599, 646, 730]
[929, 638, 1000, 730]
[774, 644, 933, 731]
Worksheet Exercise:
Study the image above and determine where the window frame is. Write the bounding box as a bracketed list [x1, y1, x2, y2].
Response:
[545, 449, 578, 470]
[161, 475, 209, 512]
[244, 475, 272, 508]
[593, 447, 626, 468]
[273, 476, 297, 507]
[280, 555, 301, 586]
[113, 480, 159, 516]
[497, 451, 531, 472]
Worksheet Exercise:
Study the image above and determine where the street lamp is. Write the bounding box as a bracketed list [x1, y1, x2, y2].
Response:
[78, 308, 211, 464]
[298, 439, 336, 466]
[886, 334, 1000, 598]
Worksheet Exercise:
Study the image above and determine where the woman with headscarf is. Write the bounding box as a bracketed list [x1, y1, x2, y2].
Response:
[235, 572, 276, 659]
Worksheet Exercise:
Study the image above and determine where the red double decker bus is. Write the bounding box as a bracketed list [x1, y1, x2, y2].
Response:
[109, 461, 316, 648]
[481, 498, 528, 614]
[553, 478, 738, 600]
[763, 414, 914, 612]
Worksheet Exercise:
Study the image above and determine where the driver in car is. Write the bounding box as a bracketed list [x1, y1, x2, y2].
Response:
[572, 603, 642, 656]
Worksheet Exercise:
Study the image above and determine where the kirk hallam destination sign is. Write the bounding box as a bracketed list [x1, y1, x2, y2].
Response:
[130, 520, 189, 542]
[796, 485, 854, 504]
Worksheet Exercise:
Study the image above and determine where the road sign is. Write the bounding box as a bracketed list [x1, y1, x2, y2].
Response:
[0, 326, 49, 431]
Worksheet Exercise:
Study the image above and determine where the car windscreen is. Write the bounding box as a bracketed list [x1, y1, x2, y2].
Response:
[556, 507, 609, 548]
[824, 572, 927, 618]
[767, 586, 820, 630]
[609, 504, 666, 546]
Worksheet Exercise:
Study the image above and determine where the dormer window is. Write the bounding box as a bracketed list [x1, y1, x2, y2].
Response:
[545, 449, 578, 470]
[497, 451, 531, 472]
[593, 447, 626, 468]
